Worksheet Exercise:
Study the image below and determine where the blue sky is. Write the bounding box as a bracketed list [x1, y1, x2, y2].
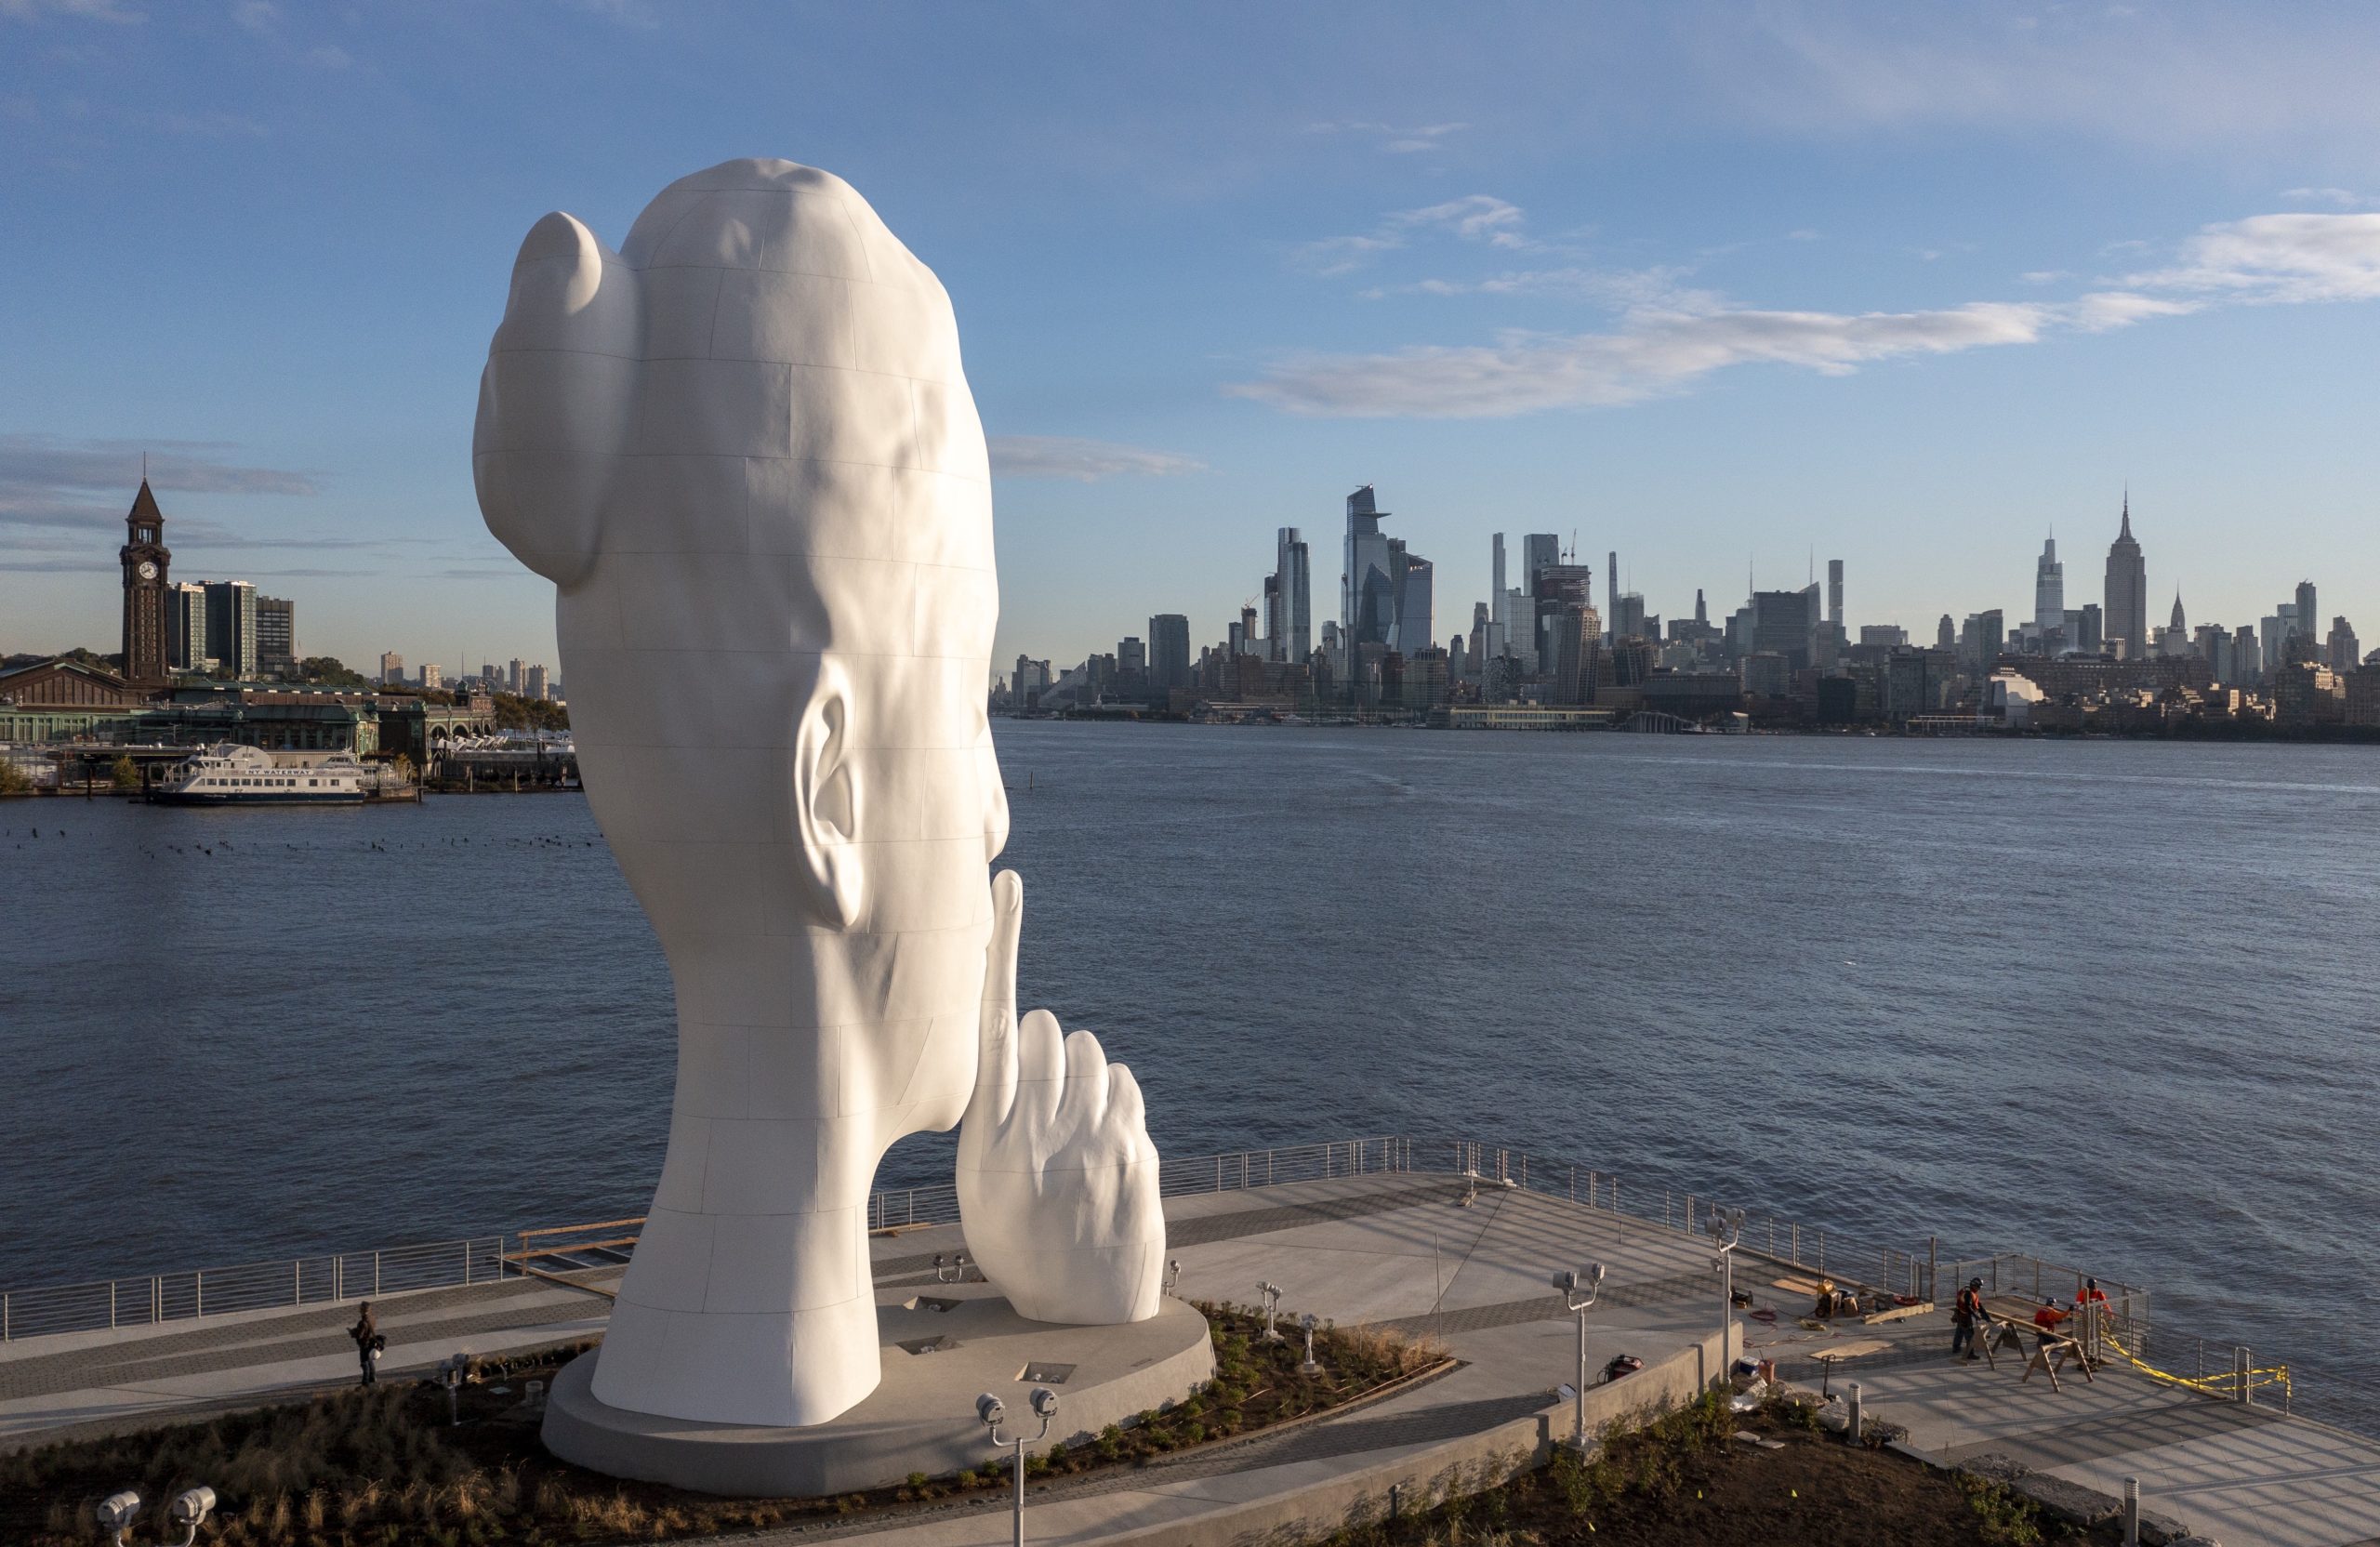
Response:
[7, 1, 2380, 676]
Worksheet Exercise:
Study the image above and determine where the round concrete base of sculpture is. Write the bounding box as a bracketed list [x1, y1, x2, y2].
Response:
[541, 1286, 1214, 1498]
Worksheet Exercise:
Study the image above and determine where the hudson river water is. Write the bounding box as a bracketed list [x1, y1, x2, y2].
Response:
[5, 725, 2377, 1421]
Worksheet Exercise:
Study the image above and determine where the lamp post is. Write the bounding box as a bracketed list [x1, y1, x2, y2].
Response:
[1554, 1263, 1606, 1453]
[977, 1387, 1058, 1547]
[1298, 1312, 1321, 1375]
[1257, 1281, 1284, 1342]
[440, 1354, 468, 1426]
[1708, 1207, 1745, 1359]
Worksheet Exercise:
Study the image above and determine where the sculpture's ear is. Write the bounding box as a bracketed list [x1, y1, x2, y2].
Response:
[473, 210, 641, 589]
[792, 660, 864, 930]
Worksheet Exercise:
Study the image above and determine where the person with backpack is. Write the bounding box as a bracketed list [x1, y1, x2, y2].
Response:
[350, 1302, 381, 1387]
[1951, 1276, 1987, 1360]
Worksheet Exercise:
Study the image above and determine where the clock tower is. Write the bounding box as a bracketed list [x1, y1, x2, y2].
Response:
[119, 478, 171, 687]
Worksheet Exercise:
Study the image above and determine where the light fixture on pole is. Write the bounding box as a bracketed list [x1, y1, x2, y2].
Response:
[1257, 1281, 1284, 1342]
[978, 1386, 1059, 1547]
[1707, 1207, 1746, 1355]
[1298, 1312, 1321, 1375]
[1164, 1258, 1183, 1296]
[440, 1353, 468, 1426]
[94, 1487, 216, 1547]
[1554, 1263, 1606, 1453]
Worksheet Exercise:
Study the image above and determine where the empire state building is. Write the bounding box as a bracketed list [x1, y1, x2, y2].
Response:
[2104, 495, 2148, 662]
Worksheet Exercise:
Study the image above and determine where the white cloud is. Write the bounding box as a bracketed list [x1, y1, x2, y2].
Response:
[304, 43, 350, 68]
[2125, 213, 2380, 303]
[0, 434, 318, 535]
[230, 0, 273, 33]
[0, 0, 141, 21]
[1231, 302, 2056, 418]
[1236, 210, 2380, 419]
[2281, 187, 2365, 207]
[987, 436, 1207, 482]
[1295, 194, 1532, 274]
[1307, 120, 1468, 154]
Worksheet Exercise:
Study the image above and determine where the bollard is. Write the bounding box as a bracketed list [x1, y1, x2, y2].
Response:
[1846, 1382, 1861, 1444]
[2123, 1476, 2140, 1546]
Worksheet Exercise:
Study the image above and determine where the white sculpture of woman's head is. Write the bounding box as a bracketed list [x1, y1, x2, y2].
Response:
[474, 159, 1010, 1425]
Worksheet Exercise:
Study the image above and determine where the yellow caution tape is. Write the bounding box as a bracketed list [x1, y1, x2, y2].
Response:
[2097, 1323, 2291, 1402]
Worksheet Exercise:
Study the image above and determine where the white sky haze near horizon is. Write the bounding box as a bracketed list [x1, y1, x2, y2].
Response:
[6, 2, 2380, 675]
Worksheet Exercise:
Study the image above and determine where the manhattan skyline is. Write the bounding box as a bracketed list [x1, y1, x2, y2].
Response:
[7, 3, 2380, 671]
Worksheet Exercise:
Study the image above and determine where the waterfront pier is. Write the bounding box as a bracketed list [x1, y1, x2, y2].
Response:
[6, 1140, 2379, 1544]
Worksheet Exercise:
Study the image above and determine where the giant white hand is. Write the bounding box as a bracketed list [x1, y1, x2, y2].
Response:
[957, 870, 1166, 1324]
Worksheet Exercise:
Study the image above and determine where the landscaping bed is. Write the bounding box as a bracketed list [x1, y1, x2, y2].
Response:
[1325, 1390, 2129, 1547]
[0, 1303, 1442, 1546]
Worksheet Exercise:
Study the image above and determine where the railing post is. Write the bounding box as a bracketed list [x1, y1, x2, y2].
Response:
[3, 1291, 9, 1342]
[374, 1251, 381, 1297]
[1818, 1230, 1825, 1278]
[196, 1270, 204, 1318]
[1928, 1237, 1938, 1304]
[111, 1280, 117, 1329]
[295, 1259, 302, 1307]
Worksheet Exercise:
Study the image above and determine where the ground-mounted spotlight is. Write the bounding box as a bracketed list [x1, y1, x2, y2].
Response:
[1256, 1280, 1284, 1342]
[1298, 1312, 1321, 1376]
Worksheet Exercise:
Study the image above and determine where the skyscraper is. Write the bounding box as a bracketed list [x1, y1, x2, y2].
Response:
[1523, 534, 1560, 591]
[1490, 534, 1507, 630]
[165, 582, 209, 673]
[257, 596, 296, 675]
[1275, 527, 1311, 664]
[2164, 592, 2188, 656]
[2295, 581, 2319, 645]
[2033, 535, 2065, 653]
[381, 651, 405, 685]
[1148, 614, 1190, 698]
[1751, 589, 1818, 669]
[204, 580, 258, 680]
[1342, 486, 1395, 646]
[1606, 549, 1619, 627]
[1389, 544, 1434, 655]
[1827, 559, 1844, 628]
[2104, 495, 2148, 662]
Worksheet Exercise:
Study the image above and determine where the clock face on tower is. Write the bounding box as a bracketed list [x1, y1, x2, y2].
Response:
[137, 561, 158, 581]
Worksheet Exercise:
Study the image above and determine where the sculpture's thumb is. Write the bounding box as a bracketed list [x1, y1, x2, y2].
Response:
[967, 869, 1024, 1131]
[472, 210, 641, 588]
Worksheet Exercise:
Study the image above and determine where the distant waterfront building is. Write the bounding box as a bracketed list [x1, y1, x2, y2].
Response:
[508, 658, 525, 694]
[1959, 609, 2004, 669]
[1342, 485, 1395, 647]
[2295, 582, 2319, 647]
[1827, 559, 1844, 629]
[2076, 602, 2103, 656]
[2104, 496, 2148, 661]
[118, 480, 173, 687]
[1937, 614, 1956, 652]
[2162, 592, 2188, 657]
[201, 581, 258, 680]
[1751, 588, 1818, 670]
[2329, 617, 2360, 673]
[481, 661, 500, 684]
[526, 665, 550, 701]
[165, 582, 210, 674]
[1389, 544, 1434, 656]
[1148, 614, 1190, 699]
[1606, 549, 1619, 626]
[2233, 625, 2261, 684]
[1741, 651, 1791, 699]
[1523, 534, 1560, 591]
[420, 662, 444, 691]
[1489, 534, 1508, 632]
[1506, 587, 1537, 671]
[2033, 535, 2066, 653]
[2347, 664, 2380, 729]
[257, 595, 296, 675]
[380, 651, 405, 685]
[1274, 527, 1312, 665]
[1859, 625, 1908, 649]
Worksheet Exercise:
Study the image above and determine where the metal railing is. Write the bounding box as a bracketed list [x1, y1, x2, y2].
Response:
[0, 1237, 508, 1343]
[0, 1131, 2352, 1435]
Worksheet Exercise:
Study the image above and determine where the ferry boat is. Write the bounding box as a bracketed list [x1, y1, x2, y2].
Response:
[152, 743, 374, 805]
